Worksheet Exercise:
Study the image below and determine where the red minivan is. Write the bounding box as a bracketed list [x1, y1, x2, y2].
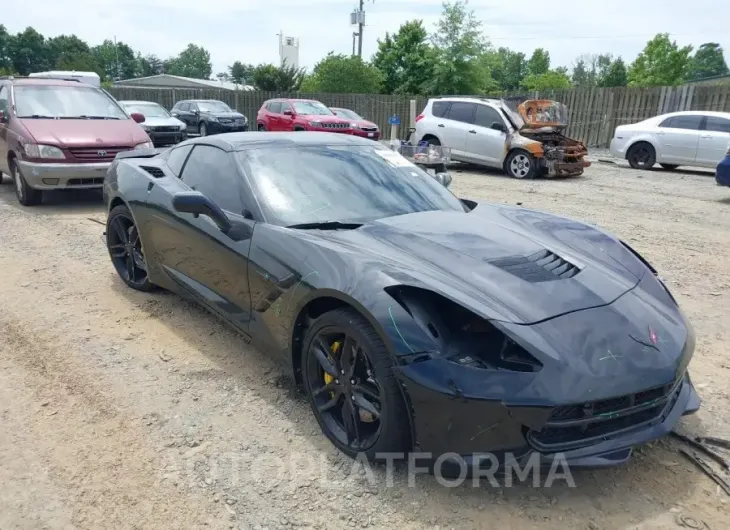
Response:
[0, 76, 152, 206]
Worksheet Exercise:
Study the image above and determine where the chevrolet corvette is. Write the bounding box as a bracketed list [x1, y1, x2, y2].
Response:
[103, 132, 700, 471]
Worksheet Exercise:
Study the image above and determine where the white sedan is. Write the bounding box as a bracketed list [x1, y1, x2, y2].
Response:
[609, 111, 730, 170]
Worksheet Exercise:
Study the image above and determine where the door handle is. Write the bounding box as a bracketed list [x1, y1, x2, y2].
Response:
[437, 124, 445, 128]
[700, 135, 711, 139]
[468, 130, 477, 134]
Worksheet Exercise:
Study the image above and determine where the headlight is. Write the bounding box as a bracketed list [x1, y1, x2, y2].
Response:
[350, 122, 360, 129]
[178, 123, 186, 131]
[141, 124, 151, 131]
[23, 143, 65, 159]
[309, 121, 322, 127]
[134, 141, 154, 150]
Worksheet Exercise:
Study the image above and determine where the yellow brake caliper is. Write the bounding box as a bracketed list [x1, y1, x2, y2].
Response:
[323, 341, 341, 391]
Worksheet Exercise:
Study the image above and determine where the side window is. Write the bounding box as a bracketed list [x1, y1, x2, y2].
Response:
[474, 104, 503, 129]
[189, 103, 198, 112]
[705, 116, 730, 134]
[658, 116, 673, 128]
[166, 144, 194, 177]
[431, 101, 450, 118]
[446, 102, 475, 124]
[665, 115, 703, 131]
[0, 85, 8, 114]
[268, 101, 282, 113]
[179, 102, 190, 112]
[280, 102, 293, 114]
[180, 145, 244, 214]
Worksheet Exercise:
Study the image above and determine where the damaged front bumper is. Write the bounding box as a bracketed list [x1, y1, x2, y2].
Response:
[394, 359, 700, 472]
[540, 158, 592, 178]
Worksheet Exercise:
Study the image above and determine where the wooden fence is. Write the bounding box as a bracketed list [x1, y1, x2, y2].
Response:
[109, 84, 730, 148]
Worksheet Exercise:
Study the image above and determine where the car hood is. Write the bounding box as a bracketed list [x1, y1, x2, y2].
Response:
[205, 112, 246, 119]
[300, 114, 348, 124]
[354, 119, 378, 129]
[20, 118, 150, 147]
[317, 203, 647, 325]
[141, 116, 185, 128]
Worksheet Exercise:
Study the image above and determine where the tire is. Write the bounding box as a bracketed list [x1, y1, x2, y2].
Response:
[505, 149, 537, 179]
[293, 126, 305, 131]
[660, 164, 679, 170]
[627, 142, 656, 170]
[106, 205, 156, 292]
[11, 158, 42, 206]
[301, 308, 411, 460]
[423, 136, 440, 147]
[257, 124, 266, 131]
[199, 122, 208, 137]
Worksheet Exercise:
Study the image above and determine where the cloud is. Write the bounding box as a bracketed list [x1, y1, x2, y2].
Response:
[5, 0, 729, 76]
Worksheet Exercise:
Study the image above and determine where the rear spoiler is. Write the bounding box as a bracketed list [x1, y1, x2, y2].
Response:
[114, 147, 167, 160]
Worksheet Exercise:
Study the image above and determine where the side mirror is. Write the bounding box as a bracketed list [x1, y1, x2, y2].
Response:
[193, 109, 200, 116]
[434, 172, 452, 188]
[283, 109, 294, 116]
[130, 112, 146, 124]
[172, 191, 232, 233]
[0, 110, 7, 123]
[490, 121, 505, 133]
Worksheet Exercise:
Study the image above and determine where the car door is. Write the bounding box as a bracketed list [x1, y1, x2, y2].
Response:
[159, 144, 255, 329]
[187, 102, 200, 132]
[267, 101, 282, 131]
[173, 102, 191, 130]
[441, 102, 475, 158]
[465, 103, 508, 167]
[0, 85, 9, 175]
[697, 115, 730, 167]
[279, 102, 295, 131]
[655, 114, 703, 164]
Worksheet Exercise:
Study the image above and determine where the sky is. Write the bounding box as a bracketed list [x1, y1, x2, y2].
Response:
[5, 0, 730, 78]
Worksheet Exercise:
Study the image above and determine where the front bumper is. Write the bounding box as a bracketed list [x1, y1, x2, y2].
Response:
[17, 160, 110, 190]
[715, 157, 730, 187]
[396, 360, 700, 472]
[352, 129, 381, 140]
[146, 130, 186, 146]
[208, 121, 249, 134]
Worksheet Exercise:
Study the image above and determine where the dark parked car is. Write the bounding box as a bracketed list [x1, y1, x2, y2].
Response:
[716, 147, 730, 187]
[331, 107, 380, 140]
[0, 75, 151, 206]
[171, 99, 248, 137]
[256, 99, 351, 133]
[104, 131, 699, 471]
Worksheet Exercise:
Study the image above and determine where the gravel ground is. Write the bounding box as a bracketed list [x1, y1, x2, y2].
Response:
[1, 160, 729, 530]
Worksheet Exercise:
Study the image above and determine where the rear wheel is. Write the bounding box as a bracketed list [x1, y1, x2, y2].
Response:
[301, 308, 411, 460]
[505, 149, 537, 179]
[627, 142, 656, 170]
[423, 136, 440, 147]
[11, 159, 42, 206]
[106, 205, 155, 292]
[660, 164, 679, 170]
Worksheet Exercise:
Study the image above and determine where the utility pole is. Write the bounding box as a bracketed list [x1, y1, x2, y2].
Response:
[357, 0, 364, 58]
[113, 35, 121, 80]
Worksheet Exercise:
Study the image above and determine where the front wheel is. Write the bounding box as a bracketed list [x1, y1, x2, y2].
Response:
[106, 205, 155, 292]
[660, 164, 679, 171]
[11, 159, 42, 206]
[199, 122, 208, 137]
[257, 124, 266, 131]
[505, 149, 537, 179]
[627, 142, 656, 170]
[301, 308, 411, 460]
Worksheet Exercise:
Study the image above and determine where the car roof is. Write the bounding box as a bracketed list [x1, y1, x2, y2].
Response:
[4, 77, 92, 87]
[430, 96, 501, 106]
[656, 110, 730, 119]
[184, 131, 376, 151]
[119, 100, 162, 105]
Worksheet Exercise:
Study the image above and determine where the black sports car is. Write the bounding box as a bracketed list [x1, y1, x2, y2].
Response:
[103, 132, 700, 471]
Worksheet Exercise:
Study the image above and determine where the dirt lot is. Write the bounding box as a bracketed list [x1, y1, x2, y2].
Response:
[1, 160, 729, 530]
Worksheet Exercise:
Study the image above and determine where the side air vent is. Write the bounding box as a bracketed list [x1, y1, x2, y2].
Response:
[140, 166, 165, 178]
[489, 249, 580, 282]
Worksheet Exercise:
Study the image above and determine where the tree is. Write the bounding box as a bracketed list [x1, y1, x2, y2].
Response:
[92, 40, 138, 80]
[372, 20, 435, 94]
[522, 70, 572, 91]
[9, 27, 51, 75]
[250, 61, 305, 91]
[165, 44, 212, 79]
[483, 47, 526, 91]
[138, 54, 164, 77]
[571, 54, 603, 87]
[228, 61, 255, 84]
[0, 25, 15, 72]
[428, 0, 493, 95]
[48, 35, 96, 71]
[689, 43, 729, 81]
[628, 33, 693, 87]
[600, 57, 628, 87]
[304, 53, 383, 93]
[527, 48, 550, 76]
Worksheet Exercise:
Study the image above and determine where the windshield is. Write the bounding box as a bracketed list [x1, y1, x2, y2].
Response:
[292, 101, 333, 116]
[15, 85, 128, 119]
[196, 101, 232, 113]
[122, 102, 170, 118]
[333, 108, 361, 120]
[238, 145, 465, 226]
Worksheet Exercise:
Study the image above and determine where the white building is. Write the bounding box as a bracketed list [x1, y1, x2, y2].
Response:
[278, 33, 300, 70]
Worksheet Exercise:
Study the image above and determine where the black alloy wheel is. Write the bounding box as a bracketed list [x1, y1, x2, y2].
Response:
[302, 308, 410, 459]
[106, 205, 155, 292]
[627, 142, 656, 170]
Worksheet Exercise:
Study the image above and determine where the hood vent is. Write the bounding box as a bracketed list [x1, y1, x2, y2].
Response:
[140, 166, 165, 178]
[488, 249, 579, 282]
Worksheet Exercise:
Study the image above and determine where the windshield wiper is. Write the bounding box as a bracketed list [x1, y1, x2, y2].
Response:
[62, 115, 121, 120]
[286, 221, 363, 230]
[18, 114, 58, 119]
